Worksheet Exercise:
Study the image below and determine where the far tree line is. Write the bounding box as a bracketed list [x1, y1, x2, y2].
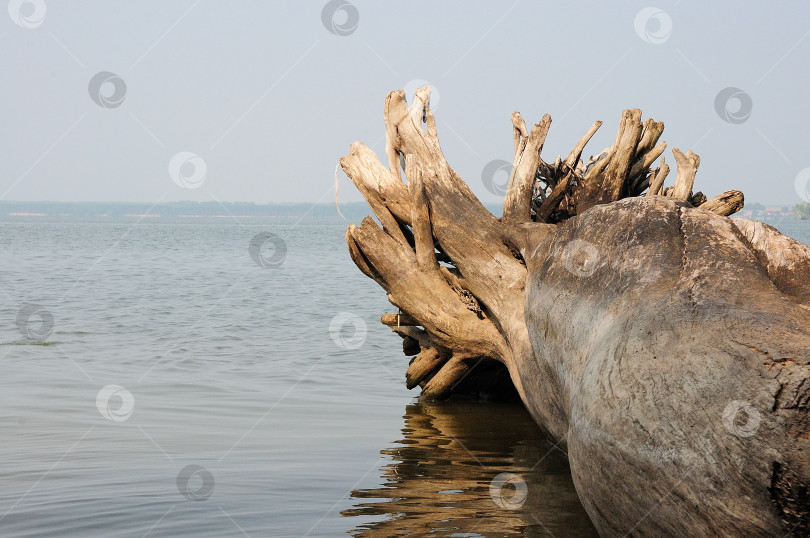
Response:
[795, 202, 810, 220]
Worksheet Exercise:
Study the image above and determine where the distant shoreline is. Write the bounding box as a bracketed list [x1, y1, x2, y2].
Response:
[0, 201, 374, 219]
[0, 201, 800, 220]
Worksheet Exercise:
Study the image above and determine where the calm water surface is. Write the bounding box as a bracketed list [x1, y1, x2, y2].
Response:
[0, 216, 807, 537]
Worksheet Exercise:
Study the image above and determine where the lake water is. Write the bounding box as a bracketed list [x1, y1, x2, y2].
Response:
[1, 215, 807, 537]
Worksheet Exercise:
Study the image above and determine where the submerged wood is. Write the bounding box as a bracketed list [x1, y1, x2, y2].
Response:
[341, 88, 809, 536]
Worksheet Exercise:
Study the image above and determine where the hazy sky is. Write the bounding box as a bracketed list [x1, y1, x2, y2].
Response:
[2, 1, 809, 206]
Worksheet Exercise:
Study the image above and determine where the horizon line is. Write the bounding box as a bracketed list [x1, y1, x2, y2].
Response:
[0, 200, 798, 208]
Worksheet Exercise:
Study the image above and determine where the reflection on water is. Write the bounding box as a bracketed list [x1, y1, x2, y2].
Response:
[343, 400, 598, 536]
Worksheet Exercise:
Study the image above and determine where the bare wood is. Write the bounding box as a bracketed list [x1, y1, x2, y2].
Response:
[405, 347, 443, 389]
[511, 111, 528, 159]
[503, 115, 552, 222]
[535, 173, 572, 222]
[582, 148, 613, 183]
[689, 191, 707, 206]
[564, 121, 602, 169]
[347, 225, 387, 287]
[645, 157, 669, 197]
[402, 336, 420, 356]
[381, 313, 420, 326]
[670, 148, 700, 200]
[700, 190, 744, 216]
[626, 120, 665, 193]
[381, 87, 529, 317]
[573, 109, 643, 213]
[603, 108, 644, 200]
[628, 141, 667, 194]
[421, 356, 471, 399]
[342, 88, 807, 536]
[636, 119, 665, 158]
[639, 141, 667, 171]
[425, 106, 438, 141]
[384, 91, 408, 177]
[390, 325, 430, 346]
[409, 86, 431, 122]
[340, 142, 411, 224]
[406, 155, 438, 270]
[348, 216, 501, 356]
[733, 218, 810, 305]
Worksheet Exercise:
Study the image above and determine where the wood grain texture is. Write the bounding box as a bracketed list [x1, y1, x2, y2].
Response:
[341, 87, 807, 536]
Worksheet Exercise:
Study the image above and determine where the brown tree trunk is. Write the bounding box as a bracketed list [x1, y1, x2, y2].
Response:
[341, 88, 810, 536]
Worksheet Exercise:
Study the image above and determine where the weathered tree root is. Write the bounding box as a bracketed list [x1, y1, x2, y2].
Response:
[342, 88, 809, 536]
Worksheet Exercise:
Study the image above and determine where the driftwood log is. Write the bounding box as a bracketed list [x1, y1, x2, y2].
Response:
[342, 88, 809, 536]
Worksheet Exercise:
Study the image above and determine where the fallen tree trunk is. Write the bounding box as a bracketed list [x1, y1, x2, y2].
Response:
[341, 88, 809, 536]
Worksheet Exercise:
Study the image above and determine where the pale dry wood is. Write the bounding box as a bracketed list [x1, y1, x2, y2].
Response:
[390, 325, 431, 347]
[646, 157, 669, 197]
[636, 119, 665, 157]
[381, 313, 420, 326]
[733, 218, 810, 305]
[603, 109, 644, 200]
[701, 189, 744, 216]
[405, 347, 443, 389]
[627, 119, 665, 194]
[421, 355, 471, 399]
[564, 121, 602, 169]
[384, 92, 408, 177]
[341, 142, 411, 223]
[347, 215, 507, 361]
[511, 111, 528, 159]
[345, 88, 519, 377]
[628, 141, 667, 194]
[503, 115, 552, 222]
[341, 151, 409, 246]
[570, 110, 643, 214]
[670, 148, 700, 200]
[374, 89, 529, 318]
[341, 88, 806, 536]
[584, 148, 612, 175]
[405, 155, 437, 270]
[536, 173, 572, 222]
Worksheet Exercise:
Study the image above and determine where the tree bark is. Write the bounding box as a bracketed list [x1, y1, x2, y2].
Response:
[341, 88, 809, 536]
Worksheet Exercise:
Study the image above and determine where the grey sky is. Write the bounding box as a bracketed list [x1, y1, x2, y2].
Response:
[1, 1, 808, 206]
